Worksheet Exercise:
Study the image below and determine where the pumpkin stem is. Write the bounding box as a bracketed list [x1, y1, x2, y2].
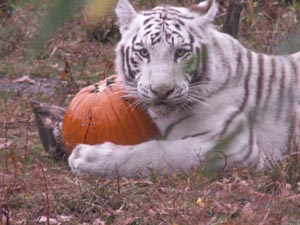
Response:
[91, 82, 106, 93]
[90, 84, 99, 93]
[90, 76, 117, 93]
[106, 76, 116, 86]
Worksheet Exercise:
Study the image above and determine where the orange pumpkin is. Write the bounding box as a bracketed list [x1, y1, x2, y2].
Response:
[62, 75, 159, 155]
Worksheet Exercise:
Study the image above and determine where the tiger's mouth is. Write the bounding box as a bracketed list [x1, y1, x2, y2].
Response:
[149, 99, 180, 112]
[152, 100, 169, 105]
[146, 98, 192, 117]
[149, 99, 177, 107]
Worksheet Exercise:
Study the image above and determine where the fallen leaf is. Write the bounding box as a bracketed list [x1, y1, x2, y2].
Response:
[37, 216, 58, 224]
[196, 197, 205, 207]
[92, 218, 106, 225]
[0, 139, 12, 149]
[57, 215, 72, 222]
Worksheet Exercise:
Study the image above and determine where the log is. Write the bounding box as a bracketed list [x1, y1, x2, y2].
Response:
[31, 101, 67, 160]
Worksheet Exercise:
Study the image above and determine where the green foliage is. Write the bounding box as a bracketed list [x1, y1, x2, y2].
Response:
[29, 0, 84, 51]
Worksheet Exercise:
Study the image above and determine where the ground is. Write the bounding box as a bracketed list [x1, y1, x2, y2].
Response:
[1, 0, 300, 224]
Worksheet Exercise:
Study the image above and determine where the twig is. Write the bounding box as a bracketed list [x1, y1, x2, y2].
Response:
[258, 206, 271, 225]
[116, 165, 121, 195]
[0, 203, 10, 225]
[37, 160, 51, 225]
[78, 59, 87, 81]
[22, 116, 31, 160]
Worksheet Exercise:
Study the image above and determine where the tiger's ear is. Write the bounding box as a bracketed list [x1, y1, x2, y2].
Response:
[189, 0, 218, 24]
[115, 0, 137, 33]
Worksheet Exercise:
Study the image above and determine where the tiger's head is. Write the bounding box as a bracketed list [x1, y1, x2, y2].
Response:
[115, 0, 218, 117]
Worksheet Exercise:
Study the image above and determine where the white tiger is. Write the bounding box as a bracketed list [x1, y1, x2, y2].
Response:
[68, 0, 300, 178]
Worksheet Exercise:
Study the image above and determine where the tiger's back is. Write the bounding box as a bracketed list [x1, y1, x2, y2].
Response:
[68, 0, 300, 178]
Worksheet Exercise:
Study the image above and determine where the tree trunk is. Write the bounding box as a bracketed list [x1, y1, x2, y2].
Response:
[223, 0, 243, 39]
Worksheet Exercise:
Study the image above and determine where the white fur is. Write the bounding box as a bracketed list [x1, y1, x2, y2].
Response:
[68, 0, 300, 178]
[115, 0, 137, 33]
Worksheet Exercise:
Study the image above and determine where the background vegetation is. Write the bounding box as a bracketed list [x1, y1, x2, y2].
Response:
[0, 0, 300, 224]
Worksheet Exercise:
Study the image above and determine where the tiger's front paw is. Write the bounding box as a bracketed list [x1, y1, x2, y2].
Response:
[68, 142, 120, 177]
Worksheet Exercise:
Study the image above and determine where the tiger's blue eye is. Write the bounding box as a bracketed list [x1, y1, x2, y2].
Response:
[175, 49, 188, 58]
[139, 48, 149, 58]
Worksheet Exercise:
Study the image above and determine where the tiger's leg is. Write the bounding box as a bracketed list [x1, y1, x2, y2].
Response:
[68, 138, 216, 178]
[67, 131, 264, 178]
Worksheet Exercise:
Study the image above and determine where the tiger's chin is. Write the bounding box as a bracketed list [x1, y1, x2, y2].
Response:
[147, 104, 174, 118]
[147, 102, 186, 119]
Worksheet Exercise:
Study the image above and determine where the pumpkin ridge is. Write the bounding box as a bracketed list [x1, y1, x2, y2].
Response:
[124, 105, 148, 141]
[83, 109, 93, 143]
[70, 87, 92, 112]
[107, 92, 131, 144]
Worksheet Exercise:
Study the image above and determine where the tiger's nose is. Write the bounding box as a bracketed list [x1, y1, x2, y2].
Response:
[150, 85, 175, 99]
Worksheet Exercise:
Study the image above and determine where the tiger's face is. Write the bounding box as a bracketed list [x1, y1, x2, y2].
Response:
[115, 0, 218, 116]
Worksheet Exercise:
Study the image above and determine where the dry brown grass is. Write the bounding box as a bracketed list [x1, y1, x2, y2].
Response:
[1, 0, 300, 224]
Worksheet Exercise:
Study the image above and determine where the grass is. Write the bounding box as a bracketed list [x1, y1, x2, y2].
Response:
[1, 0, 300, 224]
